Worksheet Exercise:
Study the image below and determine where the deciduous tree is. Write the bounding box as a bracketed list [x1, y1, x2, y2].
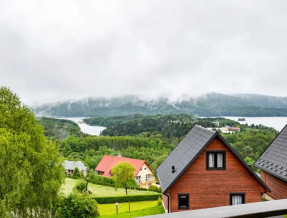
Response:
[0, 87, 64, 217]
[111, 162, 137, 195]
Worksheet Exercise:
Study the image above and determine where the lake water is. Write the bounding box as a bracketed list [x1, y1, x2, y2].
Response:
[60, 117, 106, 136]
[223, 116, 287, 131]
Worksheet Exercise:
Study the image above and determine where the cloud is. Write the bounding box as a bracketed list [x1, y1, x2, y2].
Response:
[1, 0, 287, 105]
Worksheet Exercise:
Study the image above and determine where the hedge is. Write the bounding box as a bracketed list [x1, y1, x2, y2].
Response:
[92, 194, 161, 204]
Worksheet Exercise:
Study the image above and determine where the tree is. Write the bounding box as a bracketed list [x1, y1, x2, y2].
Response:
[73, 167, 81, 177]
[0, 87, 64, 217]
[111, 162, 137, 195]
[74, 180, 87, 193]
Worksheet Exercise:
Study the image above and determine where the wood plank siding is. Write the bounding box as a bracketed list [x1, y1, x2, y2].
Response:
[261, 171, 287, 199]
[167, 137, 266, 212]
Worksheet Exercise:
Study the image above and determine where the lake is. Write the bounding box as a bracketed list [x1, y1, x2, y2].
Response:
[223, 116, 287, 131]
[60, 117, 106, 136]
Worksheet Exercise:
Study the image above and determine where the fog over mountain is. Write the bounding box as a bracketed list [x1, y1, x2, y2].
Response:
[33, 93, 287, 117]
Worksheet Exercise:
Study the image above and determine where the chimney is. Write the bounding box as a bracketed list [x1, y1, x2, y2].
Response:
[117, 153, 122, 157]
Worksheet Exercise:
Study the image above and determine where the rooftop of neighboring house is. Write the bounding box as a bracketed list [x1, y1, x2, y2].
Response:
[95, 154, 152, 177]
[255, 125, 287, 182]
[64, 160, 88, 171]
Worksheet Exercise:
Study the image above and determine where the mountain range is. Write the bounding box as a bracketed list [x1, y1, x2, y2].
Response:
[33, 93, 287, 117]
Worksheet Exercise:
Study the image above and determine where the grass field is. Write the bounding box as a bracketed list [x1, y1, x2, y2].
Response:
[98, 200, 159, 216]
[99, 206, 165, 217]
[61, 178, 157, 197]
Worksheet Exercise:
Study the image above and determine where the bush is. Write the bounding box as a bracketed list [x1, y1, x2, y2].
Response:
[73, 167, 80, 178]
[93, 194, 161, 204]
[74, 180, 87, 193]
[157, 197, 162, 206]
[148, 185, 159, 192]
[57, 193, 98, 218]
[89, 174, 115, 187]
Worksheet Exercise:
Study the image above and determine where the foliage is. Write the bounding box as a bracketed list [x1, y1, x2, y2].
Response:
[73, 167, 81, 177]
[112, 162, 137, 195]
[89, 174, 115, 187]
[148, 185, 160, 193]
[0, 87, 64, 217]
[74, 180, 87, 193]
[57, 193, 98, 218]
[37, 117, 83, 140]
[92, 194, 161, 204]
[157, 197, 163, 206]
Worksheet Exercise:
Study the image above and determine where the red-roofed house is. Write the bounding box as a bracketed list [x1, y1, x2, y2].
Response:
[95, 154, 156, 188]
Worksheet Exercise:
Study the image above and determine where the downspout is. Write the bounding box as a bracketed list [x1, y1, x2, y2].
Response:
[163, 193, 170, 213]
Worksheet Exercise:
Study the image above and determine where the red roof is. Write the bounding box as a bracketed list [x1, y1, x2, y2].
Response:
[95, 155, 152, 177]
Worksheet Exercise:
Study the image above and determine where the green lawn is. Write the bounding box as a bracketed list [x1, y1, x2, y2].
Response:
[99, 205, 165, 217]
[61, 178, 157, 197]
[98, 200, 158, 216]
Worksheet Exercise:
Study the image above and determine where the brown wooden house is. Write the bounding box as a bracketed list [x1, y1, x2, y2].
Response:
[254, 125, 287, 200]
[156, 125, 269, 213]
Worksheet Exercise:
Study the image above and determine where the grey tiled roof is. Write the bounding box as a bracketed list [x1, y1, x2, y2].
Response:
[255, 125, 287, 182]
[156, 125, 216, 193]
[64, 160, 88, 171]
[157, 125, 270, 193]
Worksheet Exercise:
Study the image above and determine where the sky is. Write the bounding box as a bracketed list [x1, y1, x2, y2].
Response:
[1, 0, 287, 105]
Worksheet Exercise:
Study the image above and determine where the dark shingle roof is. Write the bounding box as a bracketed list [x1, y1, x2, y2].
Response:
[157, 125, 270, 193]
[156, 126, 216, 193]
[254, 125, 287, 182]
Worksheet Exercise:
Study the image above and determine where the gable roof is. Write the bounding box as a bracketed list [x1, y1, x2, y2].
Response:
[254, 125, 287, 182]
[95, 155, 151, 177]
[156, 125, 270, 193]
[64, 160, 87, 171]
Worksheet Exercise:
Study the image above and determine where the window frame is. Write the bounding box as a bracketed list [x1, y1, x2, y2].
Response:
[206, 150, 226, 170]
[229, 193, 245, 205]
[178, 193, 189, 210]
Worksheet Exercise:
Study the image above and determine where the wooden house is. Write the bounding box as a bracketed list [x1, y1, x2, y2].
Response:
[254, 125, 287, 200]
[156, 125, 269, 213]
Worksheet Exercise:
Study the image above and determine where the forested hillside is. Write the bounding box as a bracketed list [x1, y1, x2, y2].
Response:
[37, 117, 83, 140]
[33, 93, 287, 117]
[56, 114, 278, 173]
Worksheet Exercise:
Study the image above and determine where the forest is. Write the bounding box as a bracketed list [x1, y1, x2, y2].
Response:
[39, 114, 278, 173]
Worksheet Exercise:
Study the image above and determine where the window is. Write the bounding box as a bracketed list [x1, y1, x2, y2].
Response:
[136, 176, 141, 182]
[206, 150, 226, 170]
[178, 194, 189, 209]
[230, 193, 245, 205]
[144, 167, 146, 170]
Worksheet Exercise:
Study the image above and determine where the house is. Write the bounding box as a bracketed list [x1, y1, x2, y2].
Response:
[220, 126, 240, 134]
[156, 125, 269, 213]
[254, 125, 287, 200]
[95, 154, 156, 188]
[64, 160, 88, 176]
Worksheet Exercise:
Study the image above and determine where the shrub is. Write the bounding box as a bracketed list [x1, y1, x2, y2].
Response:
[74, 180, 87, 193]
[92, 193, 161, 204]
[148, 185, 159, 192]
[89, 174, 115, 187]
[57, 193, 98, 218]
[157, 197, 163, 206]
[73, 167, 80, 178]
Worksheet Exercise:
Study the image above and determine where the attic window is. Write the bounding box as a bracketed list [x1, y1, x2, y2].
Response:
[206, 151, 226, 170]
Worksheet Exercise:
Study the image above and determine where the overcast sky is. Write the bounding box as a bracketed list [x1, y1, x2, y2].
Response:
[1, 0, 287, 105]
